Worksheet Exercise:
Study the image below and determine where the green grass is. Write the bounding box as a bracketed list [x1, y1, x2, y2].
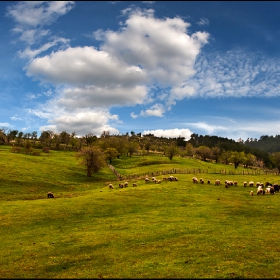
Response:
[1, 145, 280, 278]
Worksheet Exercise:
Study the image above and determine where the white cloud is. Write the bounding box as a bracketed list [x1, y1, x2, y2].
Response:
[17, 37, 70, 59]
[7, 1, 74, 53]
[25, 46, 148, 87]
[130, 112, 138, 119]
[6, 1, 75, 28]
[100, 9, 209, 89]
[189, 51, 280, 98]
[10, 116, 23, 121]
[197, 17, 209, 26]
[30, 106, 121, 137]
[139, 103, 165, 117]
[143, 128, 193, 139]
[0, 122, 12, 128]
[185, 122, 228, 135]
[21, 7, 210, 134]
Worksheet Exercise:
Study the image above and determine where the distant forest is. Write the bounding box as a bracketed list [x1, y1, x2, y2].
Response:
[243, 135, 280, 153]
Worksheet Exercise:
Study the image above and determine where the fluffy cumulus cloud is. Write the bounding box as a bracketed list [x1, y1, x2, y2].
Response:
[143, 128, 193, 139]
[22, 7, 210, 135]
[139, 103, 165, 117]
[30, 105, 121, 137]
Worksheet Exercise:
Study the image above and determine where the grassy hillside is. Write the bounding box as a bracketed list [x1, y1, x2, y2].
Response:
[1, 145, 280, 278]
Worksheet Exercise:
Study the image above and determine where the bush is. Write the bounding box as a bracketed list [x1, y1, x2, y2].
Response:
[42, 147, 50, 153]
[11, 146, 21, 153]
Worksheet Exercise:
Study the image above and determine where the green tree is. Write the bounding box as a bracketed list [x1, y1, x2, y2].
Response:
[185, 143, 195, 157]
[228, 151, 246, 169]
[243, 153, 257, 168]
[76, 146, 106, 177]
[104, 147, 119, 163]
[196, 145, 213, 161]
[219, 150, 232, 165]
[211, 146, 221, 163]
[269, 152, 280, 172]
[127, 141, 138, 158]
[165, 144, 180, 160]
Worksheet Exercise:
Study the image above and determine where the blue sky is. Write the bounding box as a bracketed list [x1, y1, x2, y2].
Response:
[1, 1, 280, 141]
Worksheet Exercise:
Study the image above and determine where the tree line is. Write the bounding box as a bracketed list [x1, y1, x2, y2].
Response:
[1, 128, 280, 175]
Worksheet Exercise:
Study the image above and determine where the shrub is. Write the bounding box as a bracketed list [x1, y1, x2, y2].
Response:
[11, 146, 21, 153]
[42, 146, 50, 153]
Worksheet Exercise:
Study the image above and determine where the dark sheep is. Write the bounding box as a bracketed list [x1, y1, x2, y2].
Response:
[273, 184, 279, 192]
[47, 192, 54, 198]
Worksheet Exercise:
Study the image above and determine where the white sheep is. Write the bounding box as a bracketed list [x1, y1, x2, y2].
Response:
[249, 181, 254, 187]
[145, 178, 150, 183]
[132, 183, 137, 187]
[215, 179, 221, 185]
[257, 189, 265, 195]
[243, 181, 247, 187]
[124, 182, 128, 187]
[192, 177, 198, 183]
[250, 191, 254, 196]
[109, 184, 114, 189]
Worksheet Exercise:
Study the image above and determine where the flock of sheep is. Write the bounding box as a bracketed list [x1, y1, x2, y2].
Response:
[108, 175, 179, 189]
[192, 176, 279, 195]
[107, 175, 279, 196]
[48, 175, 279, 198]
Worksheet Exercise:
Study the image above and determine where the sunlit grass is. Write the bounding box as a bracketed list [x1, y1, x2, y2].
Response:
[1, 145, 280, 278]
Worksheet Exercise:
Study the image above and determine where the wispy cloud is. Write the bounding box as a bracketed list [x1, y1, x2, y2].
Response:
[196, 17, 209, 26]
[189, 50, 280, 99]
[6, 1, 74, 57]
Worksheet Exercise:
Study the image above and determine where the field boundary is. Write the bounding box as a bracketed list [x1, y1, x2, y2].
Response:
[112, 168, 280, 180]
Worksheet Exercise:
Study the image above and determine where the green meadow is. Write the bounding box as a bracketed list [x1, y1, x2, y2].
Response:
[1, 145, 280, 278]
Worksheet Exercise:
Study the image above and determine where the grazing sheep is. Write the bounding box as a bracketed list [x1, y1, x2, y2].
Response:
[119, 183, 124, 188]
[109, 184, 114, 189]
[270, 186, 275, 194]
[47, 192, 54, 198]
[250, 191, 254, 196]
[192, 177, 198, 183]
[200, 178, 204, 184]
[225, 180, 232, 188]
[273, 184, 279, 192]
[145, 178, 150, 183]
[234, 181, 238, 186]
[265, 182, 272, 187]
[249, 181, 254, 187]
[168, 176, 175, 181]
[124, 182, 129, 187]
[243, 181, 247, 187]
[215, 179, 221, 186]
[207, 180, 211, 184]
[256, 182, 261, 188]
[151, 177, 157, 182]
[266, 187, 272, 194]
[174, 177, 178, 181]
[155, 179, 161, 184]
[132, 183, 137, 187]
[257, 189, 265, 195]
